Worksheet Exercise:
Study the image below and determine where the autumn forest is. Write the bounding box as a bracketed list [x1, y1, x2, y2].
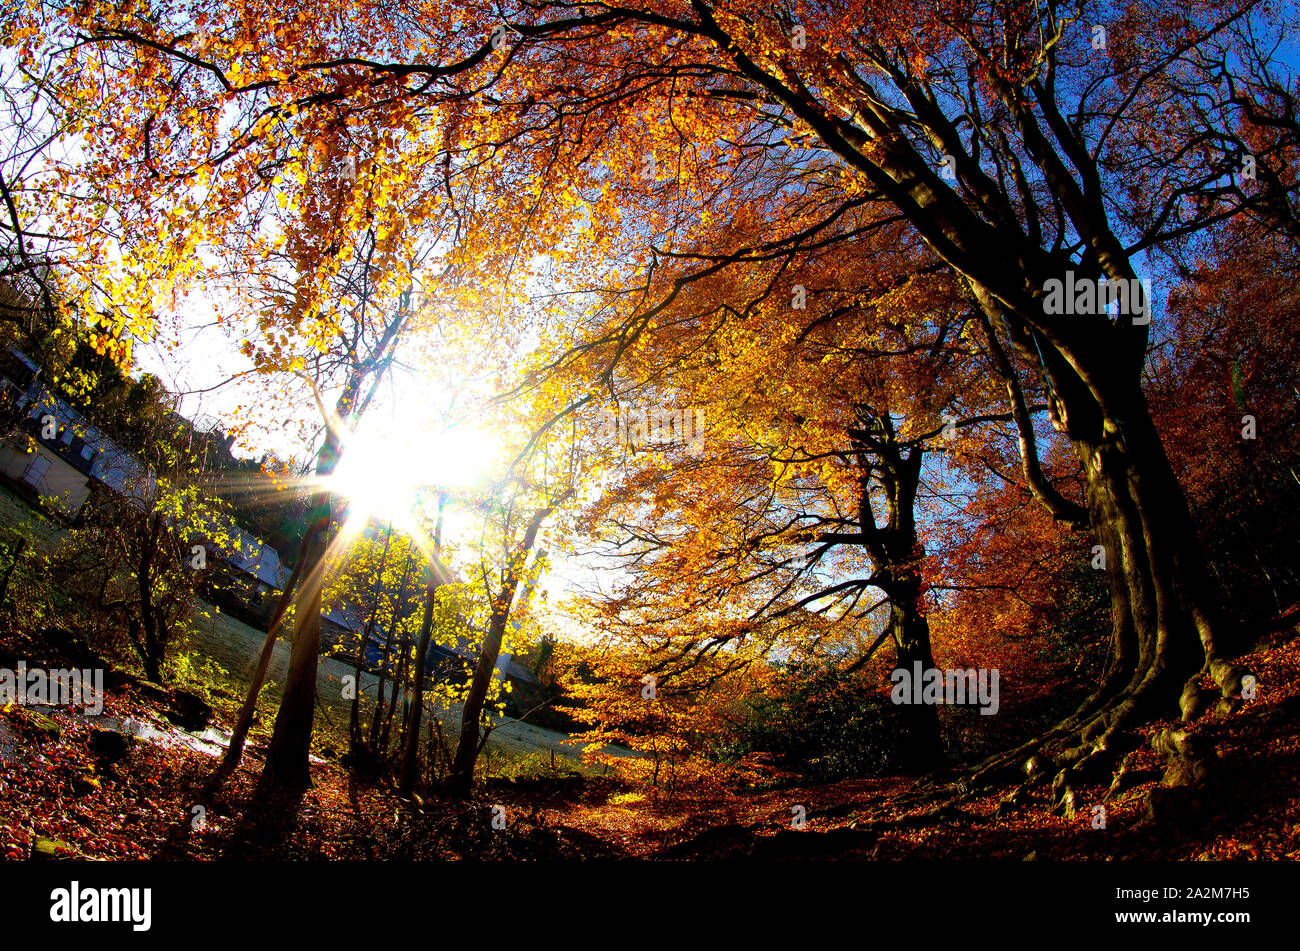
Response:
[0, 0, 1298, 928]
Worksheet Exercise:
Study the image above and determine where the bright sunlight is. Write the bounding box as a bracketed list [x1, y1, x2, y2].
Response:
[329, 405, 498, 528]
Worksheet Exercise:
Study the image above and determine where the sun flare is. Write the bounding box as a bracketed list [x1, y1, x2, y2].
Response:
[329, 410, 497, 528]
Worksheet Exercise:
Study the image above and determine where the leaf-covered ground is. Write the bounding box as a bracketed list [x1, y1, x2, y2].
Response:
[2, 627, 1298, 862]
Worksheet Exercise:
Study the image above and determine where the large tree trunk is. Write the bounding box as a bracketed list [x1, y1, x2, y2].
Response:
[259, 499, 331, 789]
[850, 414, 946, 770]
[970, 278, 1222, 776]
[987, 307, 1220, 768]
[219, 549, 304, 773]
[887, 571, 946, 772]
[1060, 382, 1214, 741]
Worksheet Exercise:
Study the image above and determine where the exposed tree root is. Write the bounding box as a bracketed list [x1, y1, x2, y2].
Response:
[954, 653, 1256, 809]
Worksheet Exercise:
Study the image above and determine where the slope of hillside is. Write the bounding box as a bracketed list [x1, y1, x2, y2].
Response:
[3, 620, 1295, 861]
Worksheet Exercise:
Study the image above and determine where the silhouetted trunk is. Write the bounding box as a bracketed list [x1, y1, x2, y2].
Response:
[251, 294, 412, 791]
[134, 513, 165, 684]
[219, 552, 304, 773]
[447, 606, 509, 795]
[368, 630, 393, 749]
[396, 571, 439, 796]
[972, 296, 1219, 769]
[260, 494, 332, 789]
[887, 570, 945, 772]
[848, 412, 945, 771]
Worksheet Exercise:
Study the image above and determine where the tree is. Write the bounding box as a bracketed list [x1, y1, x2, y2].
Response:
[221, 222, 434, 786]
[21, 0, 1299, 766]
[341, 521, 394, 753]
[468, 0, 1283, 764]
[364, 538, 423, 754]
[395, 492, 448, 796]
[0, 50, 81, 331]
[558, 639, 753, 794]
[546, 228, 1020, 771]
[446, 484, 571, 793]
[49, 387, 235, 682]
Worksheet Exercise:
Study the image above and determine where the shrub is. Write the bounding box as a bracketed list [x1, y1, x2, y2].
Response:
[736, 663, 902, 782]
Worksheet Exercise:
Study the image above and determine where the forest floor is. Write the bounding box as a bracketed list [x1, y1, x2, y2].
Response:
[2, 620, 1298, 861]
